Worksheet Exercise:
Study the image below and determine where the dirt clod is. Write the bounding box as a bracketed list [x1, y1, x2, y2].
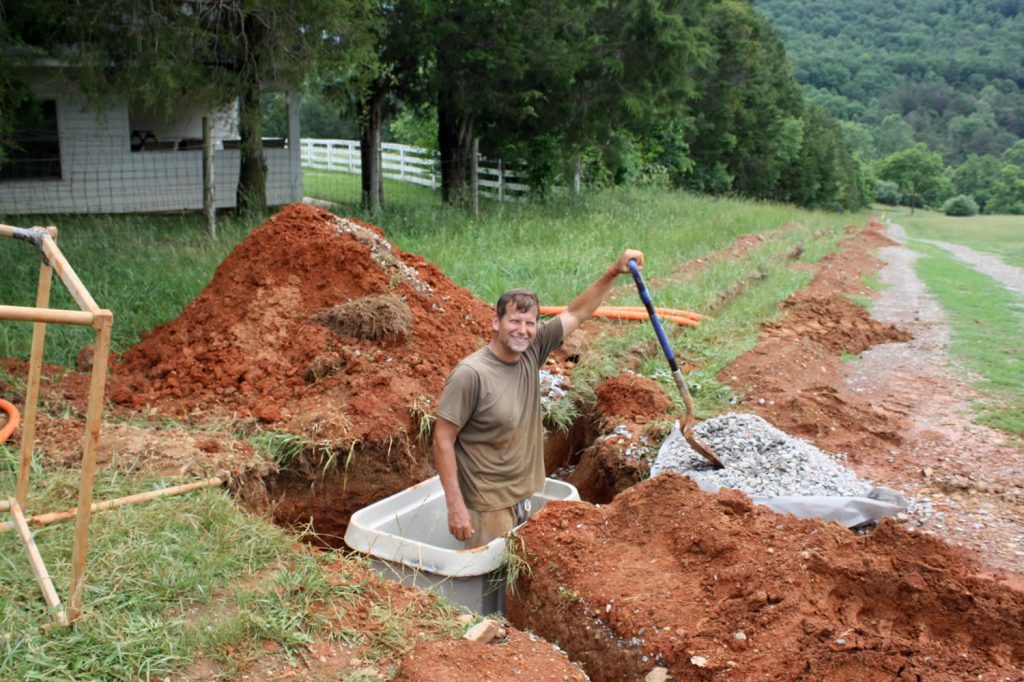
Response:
[312, 293, 413, 341]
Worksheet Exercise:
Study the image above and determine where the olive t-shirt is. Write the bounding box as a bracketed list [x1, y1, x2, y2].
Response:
[436, 317, 564, 511]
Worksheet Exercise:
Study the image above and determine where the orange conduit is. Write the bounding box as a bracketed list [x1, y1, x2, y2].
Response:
[598, 306, 707, 321]
[0, 398, 20, 444]
[538, 305, 701, 327]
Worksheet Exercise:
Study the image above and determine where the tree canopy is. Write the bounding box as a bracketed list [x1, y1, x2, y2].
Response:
[4, 0, 872, 212]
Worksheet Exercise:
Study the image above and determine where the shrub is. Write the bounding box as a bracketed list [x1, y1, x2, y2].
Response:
[942, 194, 979, 216]
[874, 180, 901, 205]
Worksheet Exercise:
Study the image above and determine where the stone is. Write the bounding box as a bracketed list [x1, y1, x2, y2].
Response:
[464, 618, 502, 644]
[645, 667, 669, 682]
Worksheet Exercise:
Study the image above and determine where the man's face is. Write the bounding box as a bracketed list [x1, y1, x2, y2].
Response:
[493, 304, 538, 355]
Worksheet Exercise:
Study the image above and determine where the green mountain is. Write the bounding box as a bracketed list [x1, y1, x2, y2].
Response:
[755, 0, 1024, 164]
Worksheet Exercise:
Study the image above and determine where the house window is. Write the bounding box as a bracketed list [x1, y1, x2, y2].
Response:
[0, 99, 62, 181]
[261, 91, 289, 148]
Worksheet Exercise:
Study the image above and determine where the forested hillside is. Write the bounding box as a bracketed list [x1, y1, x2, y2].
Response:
[755, 0, 1024, 164]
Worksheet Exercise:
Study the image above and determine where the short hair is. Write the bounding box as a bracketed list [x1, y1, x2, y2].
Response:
[495, 288, 539, 319]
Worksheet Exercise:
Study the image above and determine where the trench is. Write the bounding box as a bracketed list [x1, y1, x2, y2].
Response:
[247, 408, 648, 678]
[253, 410, 618, 549]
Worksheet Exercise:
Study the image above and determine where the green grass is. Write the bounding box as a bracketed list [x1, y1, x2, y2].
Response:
[372, 184, 855, 309]
[0, 212, 264, 367]
[303, 170, 441, 210]
[887, 207, 1024, 267]
[0, 442, 289, 679]
[0, 441, 457, 680]
[909, 241, 1024, 434]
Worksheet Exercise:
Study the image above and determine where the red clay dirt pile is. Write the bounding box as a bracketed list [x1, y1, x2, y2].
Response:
[105, 203, 494, 539]
[508, 473, 1024, 681]
[563, 371, 676, 503]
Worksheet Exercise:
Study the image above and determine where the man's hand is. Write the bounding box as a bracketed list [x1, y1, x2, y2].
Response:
[610, 248, 645, 275]
[447, 499, 474, 542]
[433, 416, 474, 542]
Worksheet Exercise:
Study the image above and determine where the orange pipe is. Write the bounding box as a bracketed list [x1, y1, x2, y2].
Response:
[539, 306, 701, 326]
[0, 399, 20, 444]
[604, 306, 707, 320]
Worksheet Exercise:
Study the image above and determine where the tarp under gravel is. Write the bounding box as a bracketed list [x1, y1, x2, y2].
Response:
[651, 413, 908, 527]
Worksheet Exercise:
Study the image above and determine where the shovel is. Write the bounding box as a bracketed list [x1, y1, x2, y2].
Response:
[627, 259, 724, 469]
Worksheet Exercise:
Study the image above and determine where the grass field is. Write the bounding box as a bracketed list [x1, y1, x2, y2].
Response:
[885, 206, 1024, 267]
[1, 179, 856, 368]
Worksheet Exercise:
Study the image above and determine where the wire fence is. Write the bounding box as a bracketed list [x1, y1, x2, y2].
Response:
[0, 133, 530, 217]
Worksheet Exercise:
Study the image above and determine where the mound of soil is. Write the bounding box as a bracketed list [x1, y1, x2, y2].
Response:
[508, 473, 1024, 681]
[110, 204, 491, 440]
[565, 372, 676, 502]
[104, 204, 494, 540]
[595, 371, 673, 422]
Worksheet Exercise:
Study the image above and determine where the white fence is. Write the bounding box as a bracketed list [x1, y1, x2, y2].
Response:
[300, 138, 530, 200]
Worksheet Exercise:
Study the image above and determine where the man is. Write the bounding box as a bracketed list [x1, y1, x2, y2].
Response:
[433, 249, 645, 547]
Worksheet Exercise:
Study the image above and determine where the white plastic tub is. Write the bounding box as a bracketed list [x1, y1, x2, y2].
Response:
[344, 476, 580, 614]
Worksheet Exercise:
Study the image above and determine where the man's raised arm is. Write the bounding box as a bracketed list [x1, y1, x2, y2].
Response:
[557, 248, 645, 339]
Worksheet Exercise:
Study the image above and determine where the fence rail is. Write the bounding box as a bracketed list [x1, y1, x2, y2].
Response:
[300, 138, 529, 200]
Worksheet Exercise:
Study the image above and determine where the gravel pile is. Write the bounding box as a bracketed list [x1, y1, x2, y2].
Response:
[651, 412, 875, 498]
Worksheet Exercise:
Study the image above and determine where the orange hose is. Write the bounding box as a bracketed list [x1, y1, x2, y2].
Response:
[538, 306, 701, 326]
[604, 306, 707, 320]
[0, 399, 20, 444]
[593, 310, 698, 326]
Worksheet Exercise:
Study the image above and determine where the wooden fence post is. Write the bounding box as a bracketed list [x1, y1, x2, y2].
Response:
[202, 116, 216, 239]
[498, 159, 505, 203]
[471, 138, 480, 216]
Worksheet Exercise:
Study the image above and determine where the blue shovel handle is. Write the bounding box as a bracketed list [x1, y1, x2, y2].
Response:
[627, 259, 679, 373]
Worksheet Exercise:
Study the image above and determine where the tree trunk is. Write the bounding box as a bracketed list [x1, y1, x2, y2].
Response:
[437, 80, 474, 205]
[359, 80, 386, 213]
[236, 75, 267, 215]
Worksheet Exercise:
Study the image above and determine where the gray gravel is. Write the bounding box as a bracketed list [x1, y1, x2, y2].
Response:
[651, 412, 932, 524]
[651, 412, 874, 497]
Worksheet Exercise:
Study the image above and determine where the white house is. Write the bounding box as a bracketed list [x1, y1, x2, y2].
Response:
[0, 62, 302, 215]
